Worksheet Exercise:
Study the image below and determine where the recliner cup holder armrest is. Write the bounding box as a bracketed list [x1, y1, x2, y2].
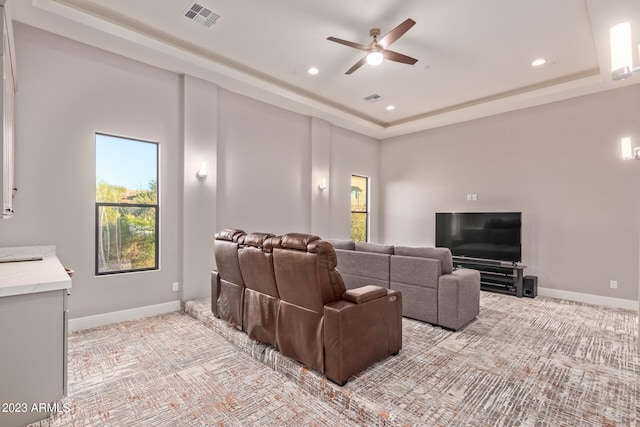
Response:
[342, 285, 387, 304]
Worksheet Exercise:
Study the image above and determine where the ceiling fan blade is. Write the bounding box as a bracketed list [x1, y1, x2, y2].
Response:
[383, 50, 418, 65]
[327, 37, 368, 51]
[378, 18, 416, 49]
[345, 56, 367, 74]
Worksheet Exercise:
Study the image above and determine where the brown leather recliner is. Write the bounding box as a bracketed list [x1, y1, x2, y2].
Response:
[272, 233, 402, 385]
[238, 232, 280, 347]
[212, 228, 246, 329]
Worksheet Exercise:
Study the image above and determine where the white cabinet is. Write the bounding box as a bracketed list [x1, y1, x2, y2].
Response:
[0, 246, 72, 427]
[0, 0, 16, 218]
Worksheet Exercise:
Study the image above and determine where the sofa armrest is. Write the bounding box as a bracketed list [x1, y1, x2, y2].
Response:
[444, 268, 480, 282]
[437, 268, 480, 330]
[324, 289, 402, 385]
[342, 285, 388, 304]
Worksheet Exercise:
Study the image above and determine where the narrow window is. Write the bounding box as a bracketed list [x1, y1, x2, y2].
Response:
[95, 133, 159, 275]
[351, 174, 369, 242]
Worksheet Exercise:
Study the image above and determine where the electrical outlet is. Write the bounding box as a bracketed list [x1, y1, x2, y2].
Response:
[172, 282, 179, 292]
[610, 280, 618, 289]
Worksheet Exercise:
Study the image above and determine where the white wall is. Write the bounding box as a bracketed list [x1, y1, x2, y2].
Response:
[214, 91, 385, 242]
[329, 126, 381, 241]
[311, 117, 331, 237]
[0, 23, 182, 318]
[182, 75, 218, 301]
[216, 89, 312, 236]
[381, 85, 640, 302]
[14, 19, 635, 315]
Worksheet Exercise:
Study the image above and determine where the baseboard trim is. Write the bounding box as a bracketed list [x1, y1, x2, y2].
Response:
[69, 300, 181, 332]
[67, 290, 636, 332]
[538, 287, 638, 311]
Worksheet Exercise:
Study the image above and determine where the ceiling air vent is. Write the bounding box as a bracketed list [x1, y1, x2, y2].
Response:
[363, 94, 383, 103]
[184, 2, 221, 28]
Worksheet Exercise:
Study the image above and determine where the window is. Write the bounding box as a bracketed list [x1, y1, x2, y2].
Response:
[95, 133, 158, 275]
[351, 174, 369, 242]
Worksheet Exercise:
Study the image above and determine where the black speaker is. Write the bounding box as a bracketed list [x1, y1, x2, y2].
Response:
[523, 275, 538, 298]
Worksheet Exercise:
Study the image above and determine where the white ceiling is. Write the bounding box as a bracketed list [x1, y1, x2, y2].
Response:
[10, 0, 640, 139]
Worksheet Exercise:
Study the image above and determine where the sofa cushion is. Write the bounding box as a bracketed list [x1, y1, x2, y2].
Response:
[390, 256, 441, 289]
[355, 242, 394, 254]
[393, 246, 453, 274]
[328, 239, 356, 250]
[390, 281, 438, 324]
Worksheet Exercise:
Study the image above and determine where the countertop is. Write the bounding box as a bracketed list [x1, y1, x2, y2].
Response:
[0, 246, 72, 297]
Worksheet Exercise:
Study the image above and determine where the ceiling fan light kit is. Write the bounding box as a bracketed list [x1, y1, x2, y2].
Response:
[366, 49, 384, 66]
[365, 28, 384, 66]
[327, 18, 418, 74]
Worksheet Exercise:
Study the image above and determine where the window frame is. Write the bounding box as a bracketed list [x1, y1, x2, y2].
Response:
[95, 133, 160, 276]
[350, 174, 370, 243]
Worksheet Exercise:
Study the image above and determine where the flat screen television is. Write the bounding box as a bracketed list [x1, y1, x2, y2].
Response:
[435, 212, 522, 263]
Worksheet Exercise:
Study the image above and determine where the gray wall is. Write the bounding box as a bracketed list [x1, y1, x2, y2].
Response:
[0, 24, 381, 319]
[381, 85, 640, 301]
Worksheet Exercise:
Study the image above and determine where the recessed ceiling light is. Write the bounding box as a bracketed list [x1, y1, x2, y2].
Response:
[386, 105, 395, 111]
[308, 67, 319, 75]
[531, 58, 546, 67]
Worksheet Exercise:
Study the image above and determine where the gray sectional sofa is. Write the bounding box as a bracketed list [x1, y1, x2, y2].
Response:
[330, 240, 480, 330]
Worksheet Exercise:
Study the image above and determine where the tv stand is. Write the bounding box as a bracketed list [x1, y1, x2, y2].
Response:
[452, 257, 526, 297]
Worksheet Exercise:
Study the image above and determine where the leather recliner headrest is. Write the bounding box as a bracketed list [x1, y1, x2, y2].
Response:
[215, 228, 246, 242]
[243, 232, 276, 248]
[279, 233, 320, 251]
[263, 236, 279, 253]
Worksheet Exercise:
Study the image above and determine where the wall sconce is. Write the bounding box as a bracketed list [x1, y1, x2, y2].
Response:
[610, 22, 640, 80]
[196, 161, 207, 179]
[318, 177, 327, 191]
[621, 137, 640, 160]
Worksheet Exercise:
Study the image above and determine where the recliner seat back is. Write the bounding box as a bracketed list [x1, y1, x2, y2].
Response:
[238, 232, 280, 346]
[273, 234, 345, 311]
[272, 233, 340, 372]
[213, 228, 246, 329]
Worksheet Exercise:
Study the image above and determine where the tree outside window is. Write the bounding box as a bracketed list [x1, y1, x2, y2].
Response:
[351, 174, 369, 242]
[95, 133, 159, 275]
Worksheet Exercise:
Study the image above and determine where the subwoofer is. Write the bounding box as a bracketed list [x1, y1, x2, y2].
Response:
[523, 275, 538, 298]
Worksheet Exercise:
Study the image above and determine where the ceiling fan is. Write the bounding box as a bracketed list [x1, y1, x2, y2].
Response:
[327, 18, 418, 75]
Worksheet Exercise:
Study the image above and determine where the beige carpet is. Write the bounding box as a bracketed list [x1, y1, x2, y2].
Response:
[43, 311, 359, 426]
[43, 292, 638, 426]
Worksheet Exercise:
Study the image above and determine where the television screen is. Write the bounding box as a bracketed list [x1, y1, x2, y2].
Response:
[435, 212, 522, 263]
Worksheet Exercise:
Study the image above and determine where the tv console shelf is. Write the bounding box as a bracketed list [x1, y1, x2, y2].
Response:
[452, 257, 526, 297]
